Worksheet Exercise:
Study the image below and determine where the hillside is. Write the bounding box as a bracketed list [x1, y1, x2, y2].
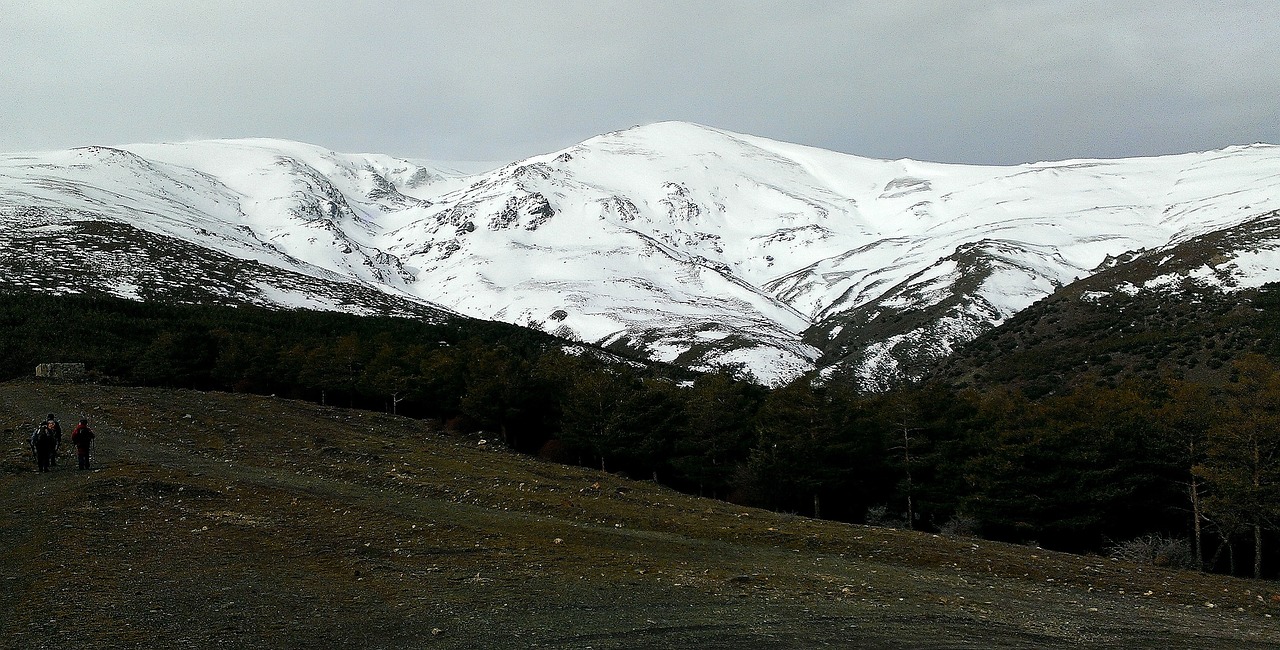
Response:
[932, 211, 1280, 394]
[3, 380, 1278, 648]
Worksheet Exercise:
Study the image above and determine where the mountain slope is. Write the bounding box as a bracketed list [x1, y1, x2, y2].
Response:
[2, 124, 1278, 384]
[931, 209, 1280, 394]
[0, 207, 449, 317]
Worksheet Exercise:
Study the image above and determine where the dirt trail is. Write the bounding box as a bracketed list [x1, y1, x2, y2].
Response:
[2, 380, 1278, 649]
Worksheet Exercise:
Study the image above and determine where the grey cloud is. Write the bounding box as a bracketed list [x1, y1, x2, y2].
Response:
[1, 0, 1276, 164]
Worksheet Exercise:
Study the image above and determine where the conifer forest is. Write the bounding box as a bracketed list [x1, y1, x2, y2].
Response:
[4, 289, 1279, 580]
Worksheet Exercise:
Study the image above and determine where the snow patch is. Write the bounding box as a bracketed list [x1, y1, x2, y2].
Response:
[106, 280, 142, 300]
[1206, 248, 1280, 291]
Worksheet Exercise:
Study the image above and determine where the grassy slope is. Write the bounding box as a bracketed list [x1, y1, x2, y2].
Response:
[2, 380, 1278, 649]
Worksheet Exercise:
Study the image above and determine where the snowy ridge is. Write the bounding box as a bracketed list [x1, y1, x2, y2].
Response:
[2, 123, 1279, 385]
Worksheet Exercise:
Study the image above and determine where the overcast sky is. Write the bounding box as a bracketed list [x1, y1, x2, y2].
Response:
[3, 1, 1278, 165]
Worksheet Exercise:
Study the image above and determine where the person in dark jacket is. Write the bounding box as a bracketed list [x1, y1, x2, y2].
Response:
[33, 421, 58, 472]
[70, 418, 96, 470]
[45, 413, 62, 466]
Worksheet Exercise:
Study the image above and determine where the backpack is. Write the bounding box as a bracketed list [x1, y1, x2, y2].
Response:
[31, 427, 50, 450]
[72, 425, 94, 446]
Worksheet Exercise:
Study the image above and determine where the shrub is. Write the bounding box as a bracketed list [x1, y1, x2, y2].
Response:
[939, 513, 980, 538]
[1107, 534, 1197, 570]
[865, 505, 907, 529]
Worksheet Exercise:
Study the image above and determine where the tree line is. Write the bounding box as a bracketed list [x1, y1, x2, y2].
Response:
[2, 290, 1278, 579]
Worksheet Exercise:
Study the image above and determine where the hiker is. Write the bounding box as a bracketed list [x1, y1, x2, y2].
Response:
[33, 421, 57, 473]
[70, 418, 96, 470]
[45, 413, 62, 466]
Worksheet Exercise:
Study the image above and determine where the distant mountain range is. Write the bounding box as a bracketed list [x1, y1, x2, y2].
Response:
[2, 122, 1278, 386]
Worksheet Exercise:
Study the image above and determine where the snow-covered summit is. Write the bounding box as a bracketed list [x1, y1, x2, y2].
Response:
[2, 123, 1278, 385]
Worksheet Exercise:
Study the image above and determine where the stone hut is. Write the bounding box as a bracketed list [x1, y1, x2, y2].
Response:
[35, 363, 86, 380]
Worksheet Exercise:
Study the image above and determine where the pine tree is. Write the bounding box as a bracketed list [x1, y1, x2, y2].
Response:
[1154, 379, 1215, 569]
[670, 371, 758, 498]
[1195, 355, 1280, 578]
[747, 380, 876, 520]
[459, 343, 531, 447]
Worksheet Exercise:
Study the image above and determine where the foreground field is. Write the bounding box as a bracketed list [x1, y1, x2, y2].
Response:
[2, 380, 1277, 649]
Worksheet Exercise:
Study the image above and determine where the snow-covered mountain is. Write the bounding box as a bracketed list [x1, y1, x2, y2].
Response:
[2, 122, 1278, 386]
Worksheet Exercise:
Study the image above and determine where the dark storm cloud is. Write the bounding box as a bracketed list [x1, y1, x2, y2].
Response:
[2, 0, 1277, 164]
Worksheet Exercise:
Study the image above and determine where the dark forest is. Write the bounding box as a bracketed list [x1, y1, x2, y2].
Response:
[4, 289, 1278, 580]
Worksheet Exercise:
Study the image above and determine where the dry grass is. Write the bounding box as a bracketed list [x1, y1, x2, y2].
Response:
[2, 380, 1278, 649]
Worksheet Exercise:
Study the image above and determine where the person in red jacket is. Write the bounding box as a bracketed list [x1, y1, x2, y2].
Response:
[70, 418, 95, 470]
